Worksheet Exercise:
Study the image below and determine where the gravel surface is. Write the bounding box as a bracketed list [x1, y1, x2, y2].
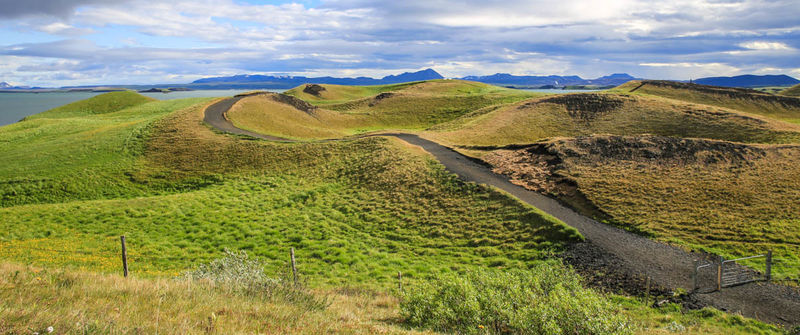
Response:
[205, 97, 800, 328]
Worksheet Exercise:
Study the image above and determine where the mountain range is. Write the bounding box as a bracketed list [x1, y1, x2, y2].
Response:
[693, 74, 799, 88]
[3, 70, 799, 92]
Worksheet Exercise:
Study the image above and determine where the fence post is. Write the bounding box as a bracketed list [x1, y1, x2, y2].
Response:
[290, 247, 297, 286]
[645, 276, 651, 305]
[765, 250, 772, 282]
[717, 256, 723, 291]
[398, 271, 403, 292]
[692, 260, 698, 292]
[120, 235, 128, 278]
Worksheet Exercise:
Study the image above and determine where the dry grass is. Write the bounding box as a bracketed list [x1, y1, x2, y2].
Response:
[0, 262, 429, 334]
[484, 135, 800, 278]
[614, 80, 800, 125]
[782, 84, 800, 97]
[424, 93, 800, 147]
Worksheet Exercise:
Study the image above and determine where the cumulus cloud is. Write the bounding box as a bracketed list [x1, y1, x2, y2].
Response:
[0, 0, 799, 86]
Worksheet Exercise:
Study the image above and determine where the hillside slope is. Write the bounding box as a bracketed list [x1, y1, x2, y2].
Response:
[484, 135, 800, 278]
[781, 83, 800, 97]
[615, 80, 800, 124]
[424, 92, 800, 147]
[0, 94, 579, 283]
[229, 80, 538, 139]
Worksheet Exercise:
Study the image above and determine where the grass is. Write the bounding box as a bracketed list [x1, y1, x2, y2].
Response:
[1, 87, 796, 333]
[423, 93, 800, 147]
[613, 80, 800, 125]
[227, 80, 540, 139]
[0, 262, 786, 334]
[0, 93, 579, 284]
[483, 135, 800, 279]
[0, 262, 422, 334]
[781, 84, 800, 97]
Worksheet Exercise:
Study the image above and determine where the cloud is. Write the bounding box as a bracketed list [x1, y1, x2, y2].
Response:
[1, 0, 799, 86]
[0, 0, 129, 19]
[738, 41, 793, 50]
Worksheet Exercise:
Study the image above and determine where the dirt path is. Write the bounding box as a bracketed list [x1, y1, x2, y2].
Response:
[204, 97, 800, 327]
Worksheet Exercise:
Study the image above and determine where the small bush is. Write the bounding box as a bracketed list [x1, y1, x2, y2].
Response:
[185, 249, 329, 311]
[400, 264, 632, 335]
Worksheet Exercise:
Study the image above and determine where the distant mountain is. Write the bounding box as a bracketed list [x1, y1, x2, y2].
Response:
[694, 74, 799, 88]
[191, 69, 444, 88]
[459, 73, 639, 87]
[0, 82, 10, 89]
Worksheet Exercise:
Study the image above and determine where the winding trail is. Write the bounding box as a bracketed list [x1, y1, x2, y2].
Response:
[204, 97, 800, 327]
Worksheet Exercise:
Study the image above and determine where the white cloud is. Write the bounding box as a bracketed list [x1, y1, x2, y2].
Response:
[738, 41, 793, 50]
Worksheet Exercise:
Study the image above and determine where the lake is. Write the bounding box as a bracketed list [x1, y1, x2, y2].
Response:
[0, 89, 284, 127]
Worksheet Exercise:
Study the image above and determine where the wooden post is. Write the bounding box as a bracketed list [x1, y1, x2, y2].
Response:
[398, 271, 403, 292]
[644, 276, 651, 304]
[765, 250, 772, 281]
[717, 256, 723, 291]
[120, 235, 128, 278]
[692, 260, 699, 292]
[290, 247, 297, 286]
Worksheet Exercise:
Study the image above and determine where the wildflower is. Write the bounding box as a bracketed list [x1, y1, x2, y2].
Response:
[478, 325, 484, 329]
[47, 326, 54, 333]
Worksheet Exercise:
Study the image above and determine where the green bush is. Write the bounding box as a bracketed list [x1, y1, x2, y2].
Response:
[400, 264, 632, 335]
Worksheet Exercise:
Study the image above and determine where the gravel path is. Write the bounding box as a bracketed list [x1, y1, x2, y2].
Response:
[204, 97, 800, 327]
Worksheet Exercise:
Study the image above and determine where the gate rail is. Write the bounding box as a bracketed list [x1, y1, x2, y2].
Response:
[692, 250, 772, 292]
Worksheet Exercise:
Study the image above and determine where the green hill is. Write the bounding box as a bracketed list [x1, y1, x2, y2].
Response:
[424, 92, 800, 147]
[229, 80, 539, 139]
[0, 94, 579, 282]
[0, 89, 789, 334]
[781, 83, 800, 97]
[614, 80, 800, 124]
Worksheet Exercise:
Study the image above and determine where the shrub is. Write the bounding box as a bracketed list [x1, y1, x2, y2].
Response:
[400, 264, 632, 335]
[185, 249, 329, 311]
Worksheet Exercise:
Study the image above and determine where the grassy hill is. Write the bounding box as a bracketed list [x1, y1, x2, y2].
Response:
[484, 135, 800, 278]
[614, 80, 800, 124]
[423, 92, 800, 147]
[225, 80, 539, 139]
[0, 92, 579, 283]
[1, 89, 794, 333]
[782, 84, 800, 97]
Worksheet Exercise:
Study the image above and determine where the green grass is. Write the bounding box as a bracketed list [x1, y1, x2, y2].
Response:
[227, 80, 540, 140]
[0, 93, 579, 284]
[0, 92, 791, 334]
[424, 93, 800, 147]
[0, 94, 212, 206]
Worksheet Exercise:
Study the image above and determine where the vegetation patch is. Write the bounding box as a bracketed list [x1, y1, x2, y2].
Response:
[400, 265, 633, 334]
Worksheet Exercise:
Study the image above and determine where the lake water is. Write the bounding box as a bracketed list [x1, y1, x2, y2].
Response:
[0, 89, 284, 127]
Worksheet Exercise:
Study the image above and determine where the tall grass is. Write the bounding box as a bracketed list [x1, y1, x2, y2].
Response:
[400, 265, 633, 335]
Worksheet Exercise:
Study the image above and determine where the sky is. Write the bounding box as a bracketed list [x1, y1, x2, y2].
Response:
[0, 0, 798, 86]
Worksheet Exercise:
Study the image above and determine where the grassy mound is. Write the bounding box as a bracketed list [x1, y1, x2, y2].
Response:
[27, 91, 155, 119]
[229, 80, 539, 139]
[781, 84, 800, 97]
[483, 135, 800, 278]
[614, 80, 800, 124]
[424, 93, 800, 147]
[0, 96, 580, 284]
